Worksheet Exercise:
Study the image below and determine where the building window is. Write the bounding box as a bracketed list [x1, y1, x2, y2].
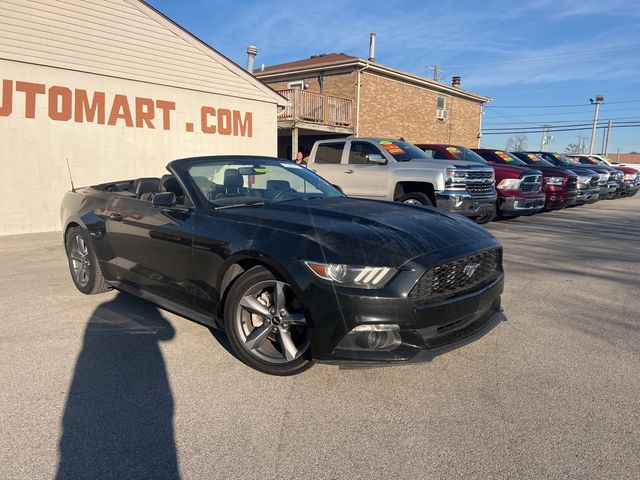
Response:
[288, 80, 305, 89]
[436, 96, 448, 121]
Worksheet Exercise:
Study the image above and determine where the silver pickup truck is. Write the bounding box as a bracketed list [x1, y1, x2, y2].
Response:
[307, 137, 497, 223]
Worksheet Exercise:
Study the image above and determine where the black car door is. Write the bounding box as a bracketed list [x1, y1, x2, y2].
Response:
[106, 191, 196, 308]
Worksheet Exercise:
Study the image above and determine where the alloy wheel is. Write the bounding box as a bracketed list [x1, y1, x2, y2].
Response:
[234, 280, 309, 364]
[69, 234, 91, 287]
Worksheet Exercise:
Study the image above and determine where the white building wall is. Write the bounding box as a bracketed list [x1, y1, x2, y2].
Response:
[0, 60, 278, 235]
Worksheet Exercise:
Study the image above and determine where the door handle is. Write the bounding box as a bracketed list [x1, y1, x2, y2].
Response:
[344, 169, 354, 174]
[108, 213, 124, 222]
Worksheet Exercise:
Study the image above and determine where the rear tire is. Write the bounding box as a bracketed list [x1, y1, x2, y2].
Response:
[65, 226, 111, 295]
[223, 266, 313, 376]
[398, 192, 433, 207]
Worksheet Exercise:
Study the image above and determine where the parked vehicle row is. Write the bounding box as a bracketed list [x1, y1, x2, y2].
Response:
[305, 138, 637, 223]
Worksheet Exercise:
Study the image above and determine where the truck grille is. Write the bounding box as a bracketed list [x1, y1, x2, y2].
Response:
[466, 183, 495, 196]
[408, 249, 502, 304]
[520, 174, 543, 193]
[466, 171, 494, 181]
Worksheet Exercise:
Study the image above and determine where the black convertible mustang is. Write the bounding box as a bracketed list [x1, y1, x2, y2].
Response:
[61, 156, 504, 375]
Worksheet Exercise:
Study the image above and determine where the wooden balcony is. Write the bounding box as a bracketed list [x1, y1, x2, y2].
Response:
[277, 89, 353, 128]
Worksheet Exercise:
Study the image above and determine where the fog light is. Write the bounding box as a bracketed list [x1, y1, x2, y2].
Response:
[337, 324, 402, 351]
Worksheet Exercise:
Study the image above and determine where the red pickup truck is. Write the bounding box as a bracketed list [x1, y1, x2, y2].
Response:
[416, 144, 546, 219]
[473, 149, 578, 210]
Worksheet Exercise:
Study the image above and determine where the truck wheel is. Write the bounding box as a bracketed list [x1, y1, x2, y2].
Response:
[474, 207, 496, 225]
[398, 192, 433, 207]
[65, 226, 111, 295]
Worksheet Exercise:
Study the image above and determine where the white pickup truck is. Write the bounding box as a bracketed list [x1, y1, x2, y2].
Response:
[307, 137, 497, 223]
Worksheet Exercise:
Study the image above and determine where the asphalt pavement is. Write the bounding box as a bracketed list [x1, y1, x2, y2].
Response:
[1, 196, 639, 480]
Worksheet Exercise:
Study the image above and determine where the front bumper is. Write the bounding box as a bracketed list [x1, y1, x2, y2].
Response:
[435, 190, 497, 218]
[621, 182, 639, 196]
[304, 262, 504, 363]
[575, 187, 600, 204]
[600, 182, 620, 199]
[544, 190, 577, 210]
[498, 193, 546, 217]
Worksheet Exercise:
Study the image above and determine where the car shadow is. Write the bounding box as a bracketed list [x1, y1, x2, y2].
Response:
[56, 292, 180, 480]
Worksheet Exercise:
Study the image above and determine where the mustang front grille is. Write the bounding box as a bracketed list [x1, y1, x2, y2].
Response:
[409, 249, 502, 304]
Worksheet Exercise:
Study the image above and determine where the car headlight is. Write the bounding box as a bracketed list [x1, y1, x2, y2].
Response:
[577, 175, 591, 184]
[304, 261, 396, 288]
[617, 171, 624, 180]
[544, 176, 565, 185]
[445, 168, 467, 185]
[599, 173, 609, 182]
[624, 173, 637, 181]
[496, 178, 521, 190]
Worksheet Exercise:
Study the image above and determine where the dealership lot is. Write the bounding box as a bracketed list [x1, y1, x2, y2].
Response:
[1, 197, 639, 480]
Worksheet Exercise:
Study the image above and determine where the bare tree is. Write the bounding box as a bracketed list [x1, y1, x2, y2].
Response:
[505, 134, 529, 151]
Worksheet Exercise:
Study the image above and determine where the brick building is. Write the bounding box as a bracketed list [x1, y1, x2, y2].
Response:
[254, 52, 490, 159]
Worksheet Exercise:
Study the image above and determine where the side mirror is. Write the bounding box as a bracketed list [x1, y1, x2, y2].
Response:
[152, 192, 176, 207]
[366, 153, 387, 165]
[332, 184, 344, 194]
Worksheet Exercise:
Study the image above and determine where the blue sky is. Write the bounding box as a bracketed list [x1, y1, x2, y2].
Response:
[148, 0, 640, 154]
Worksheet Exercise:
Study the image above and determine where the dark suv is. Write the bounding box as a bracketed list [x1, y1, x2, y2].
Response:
[473, 149, 576, 211]
[513, 152, 600, 205]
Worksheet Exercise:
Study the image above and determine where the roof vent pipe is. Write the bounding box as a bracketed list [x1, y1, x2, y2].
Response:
[452, 76, 461, 87]
[368, 33, 376, 62]
[246, 45, 258, 72]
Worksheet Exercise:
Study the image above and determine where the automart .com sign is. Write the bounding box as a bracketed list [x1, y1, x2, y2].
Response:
[0, 79, 253, 137]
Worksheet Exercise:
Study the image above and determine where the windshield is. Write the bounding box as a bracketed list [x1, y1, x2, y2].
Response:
[187, 159, 344, 207]
[491, 150, 528, 166]
[376, 140, 432, 162]
[519, 153, 555, 167]
[549, 153, 580, 166]
[447, 146, 487, 164]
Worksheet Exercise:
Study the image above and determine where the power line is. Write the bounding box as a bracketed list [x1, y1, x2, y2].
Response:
[486, 99, 640, 109]
[483, 116, 640, 127]
[445, 45, 640, 69]
[483, 106, 640, 119]
[482, 123, 640, 135]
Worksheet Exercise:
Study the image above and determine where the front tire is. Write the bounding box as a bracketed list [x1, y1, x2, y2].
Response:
[397, 192, 433, 207]
[474, 207, 496, 224]
[223, 266, 313, 376]
[65, 226, 111, 295]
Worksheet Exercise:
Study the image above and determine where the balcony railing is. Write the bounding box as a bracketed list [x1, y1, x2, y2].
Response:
[277, 89, 353, 128]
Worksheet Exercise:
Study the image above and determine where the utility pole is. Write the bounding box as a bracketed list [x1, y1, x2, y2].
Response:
[539, 124, 552, 150]
[427, 65, 441, 82]
[603, 120, 613, 155]
[589, 95, 604, 155]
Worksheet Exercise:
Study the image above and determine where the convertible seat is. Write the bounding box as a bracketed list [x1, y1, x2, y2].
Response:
[133, 177, 161, 200]
[266, 180, 290, 198]
[214, 169, 249, 199]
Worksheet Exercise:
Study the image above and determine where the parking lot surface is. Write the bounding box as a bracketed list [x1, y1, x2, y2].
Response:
[1, 196, 639, 480]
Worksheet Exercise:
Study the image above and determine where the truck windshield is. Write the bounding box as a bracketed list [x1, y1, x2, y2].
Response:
[519, 153, 555, 167]
[447, 146, 487, 164]
[376, 140, 432, 162]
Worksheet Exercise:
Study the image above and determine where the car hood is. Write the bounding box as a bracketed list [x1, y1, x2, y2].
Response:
[217, 198, 498, 267]
[530, 165, 576, 177]
[489, 162, 541, 177]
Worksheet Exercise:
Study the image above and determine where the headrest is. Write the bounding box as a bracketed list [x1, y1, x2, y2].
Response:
[162, 175, 183, 196]
[224, 169, 244, 189]
[134, 177, 161, 198]
[266, 180, 290, 190]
